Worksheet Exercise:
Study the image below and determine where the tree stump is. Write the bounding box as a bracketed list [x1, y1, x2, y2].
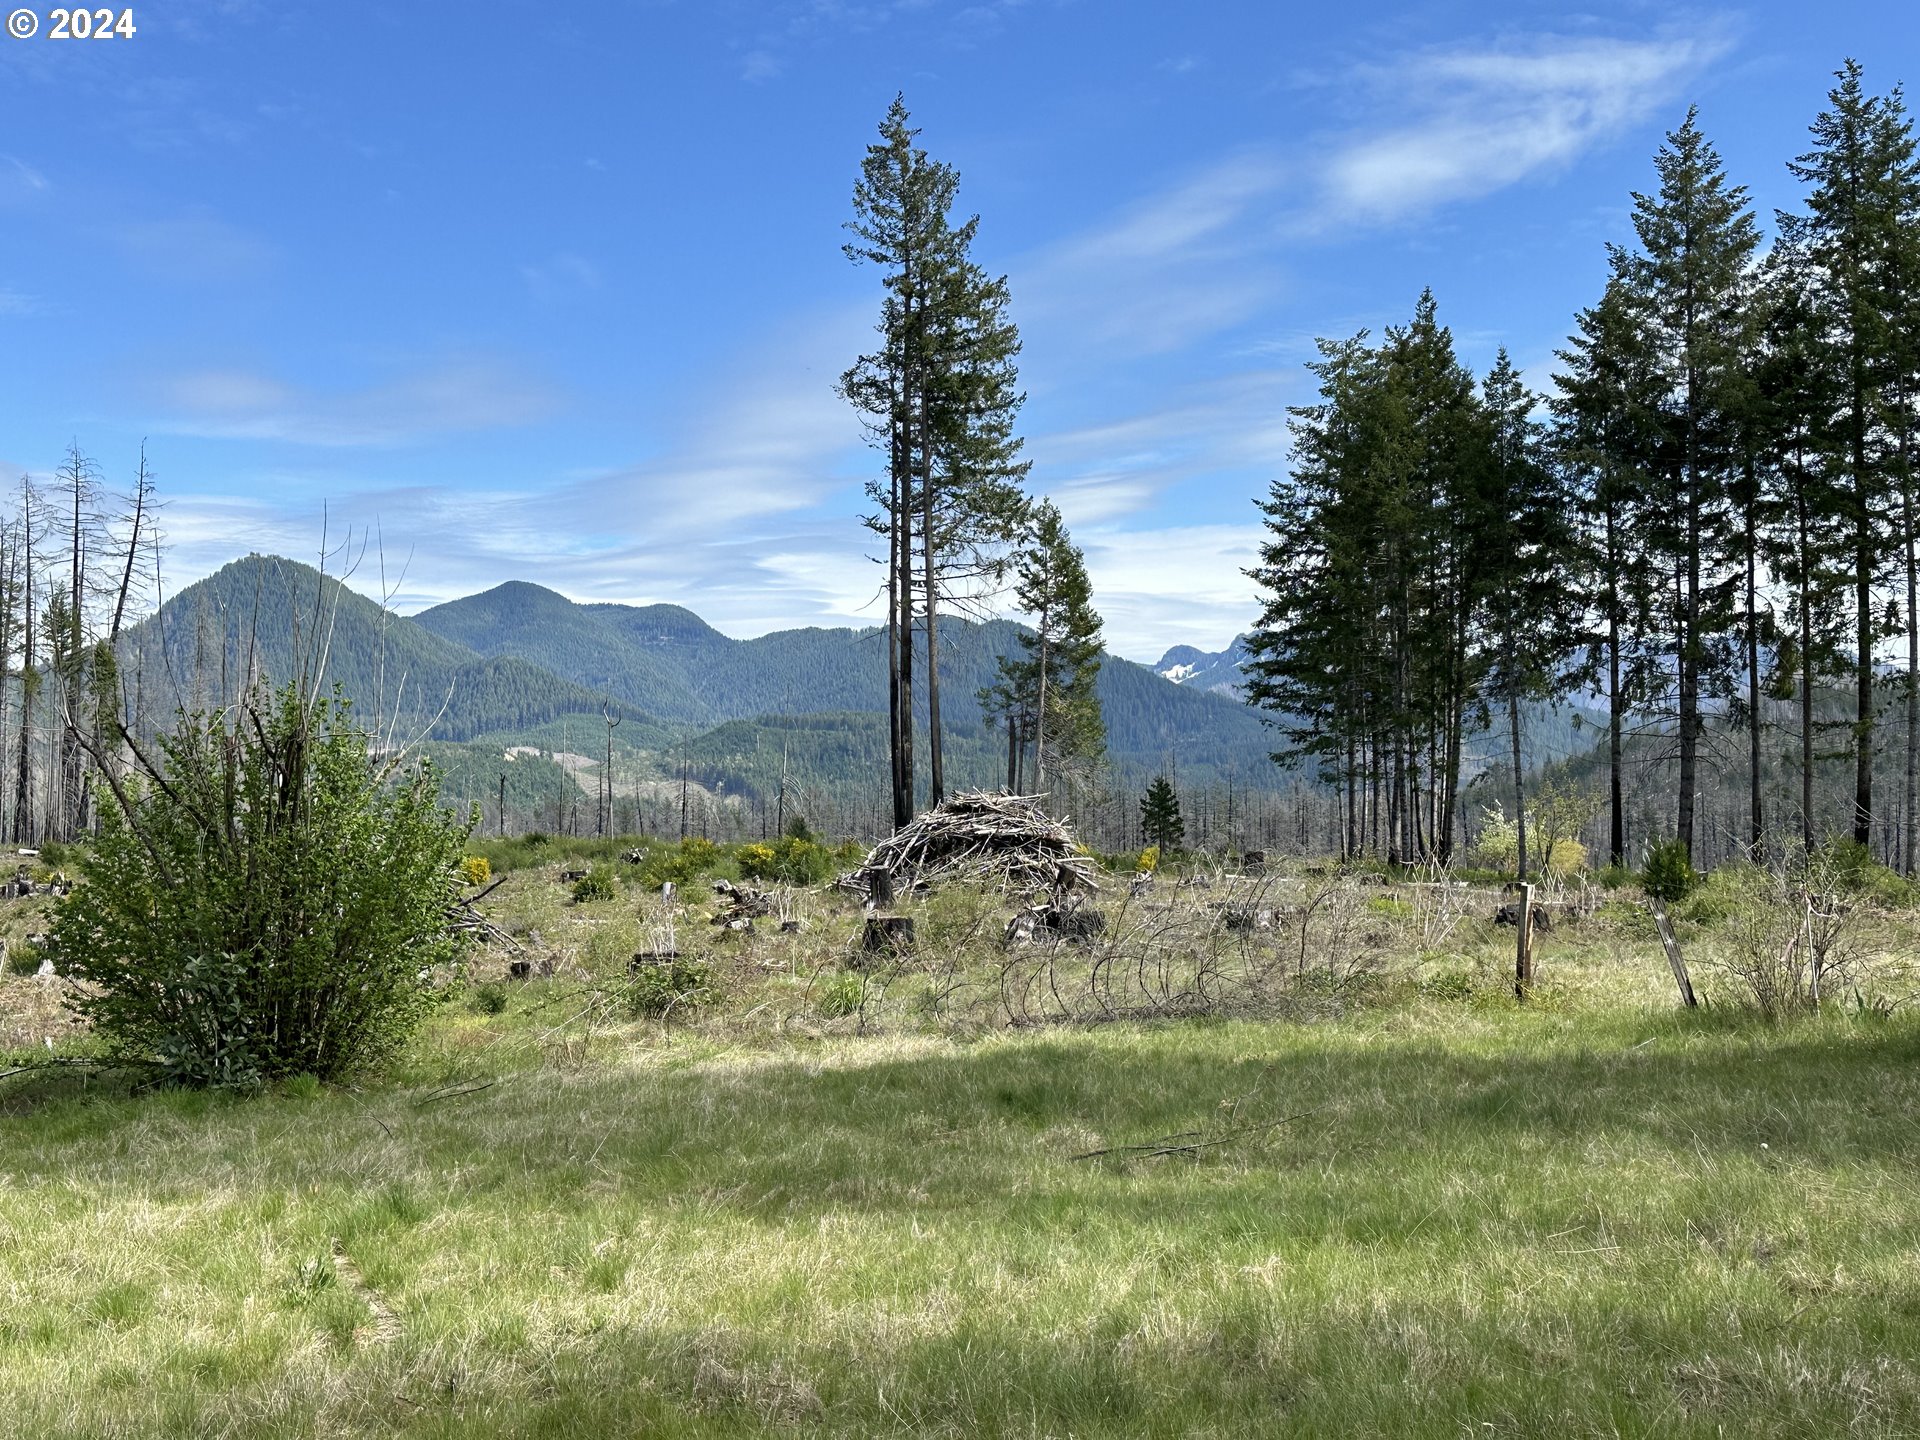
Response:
[860, 915, 914, 961]
[508, 960, 533, 980]
[863, 868, 895, 906]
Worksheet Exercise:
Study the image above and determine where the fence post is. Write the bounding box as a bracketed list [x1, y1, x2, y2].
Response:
[1514, 881, 1534, 1000]
[1650, 897, 1698, 1008]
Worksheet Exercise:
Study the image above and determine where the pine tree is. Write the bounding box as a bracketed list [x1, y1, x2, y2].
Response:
[1247, 294, 1494, 864]
[1781, 61, 1920, 850]
[1479, 350, 1583, 879]
[1608, 108, 1759, 859]
[1553, 278, 1667, 866]
[842, 96, 1030, 825]
[1139, 774, 1184, 851]
[984, 501, 1104, 795]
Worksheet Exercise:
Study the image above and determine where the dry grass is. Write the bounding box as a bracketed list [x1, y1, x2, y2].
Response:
[2, 861, 1919, 1436]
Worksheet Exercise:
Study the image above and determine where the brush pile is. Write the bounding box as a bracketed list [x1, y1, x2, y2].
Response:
[838, 791, 1100, 898]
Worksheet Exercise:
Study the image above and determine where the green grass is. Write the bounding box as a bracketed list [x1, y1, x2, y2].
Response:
[3, 987, 1919, 1436]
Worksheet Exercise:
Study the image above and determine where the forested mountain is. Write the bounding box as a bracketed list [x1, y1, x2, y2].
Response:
[123, 558, 1287, 827]
[1155, 636, 1254, 697]
[413, 576, 1277, 781]
[121, 556, 658, 743]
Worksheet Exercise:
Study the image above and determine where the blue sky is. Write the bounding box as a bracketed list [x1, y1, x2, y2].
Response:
[0, 0, 1913, 661]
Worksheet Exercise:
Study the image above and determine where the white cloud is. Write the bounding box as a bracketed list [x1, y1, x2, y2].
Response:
[153, 358, 560, 447]
[1079, 524, 1265, 662]
[1316, 30, 1731, 225]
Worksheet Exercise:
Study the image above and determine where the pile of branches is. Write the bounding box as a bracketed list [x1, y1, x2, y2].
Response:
[447, 875, 520, 952]
[838, 791, 1100, 898]
[710, 879, 773, 930]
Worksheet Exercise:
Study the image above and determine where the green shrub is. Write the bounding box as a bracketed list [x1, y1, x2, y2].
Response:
[4, 941, 41, 976]
[625, 955, 711, 1017]
[572, 865, 619, 903]
[1596, 863, 1634, 890]
[470, 983, 510, 1016]
[54, 684, 474, 1087]
[736, 843, 778, 880]
[635, 837, 725, 890]
[1365, 895, 1413, 920]
[738, 836, 835, 886]
[1810, 839, 1915, 906]
[459, 855, 492, 886]
[1639, 839, 1698, 904]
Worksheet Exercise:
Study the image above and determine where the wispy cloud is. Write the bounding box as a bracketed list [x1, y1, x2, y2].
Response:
[1018, 153, 1288, 358]
[1315, 29, 1731, 225]
[153, 358, 560, 447]
[0, 156, 49, 205]
[1078, 524, 1264, 662]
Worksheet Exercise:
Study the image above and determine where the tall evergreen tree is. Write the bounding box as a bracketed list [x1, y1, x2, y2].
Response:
[1553, 278, 1666, 867]
[1479, 351, 1583, 879]
[842, 96, 1030, 824]
[1248, 294, 1496, 865]
[1780, 61, 1920, 850]
[1609, 108, 1759, 859]
[984, 500, 1104, 795]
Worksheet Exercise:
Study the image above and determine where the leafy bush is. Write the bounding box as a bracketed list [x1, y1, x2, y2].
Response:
[459, 855, 492, 887]
[1810, 839, 1915, 906]
[736, 843, 778, 879]
[1639, 839, 1698, 904]
[625, 955, 711, 1017]
[736, 836, 835, 886]
[55, 684, 474, 1087]
[1137, 844, 1161, 874]
[1596, 863, 1634, 890]
[1473, 804, 1588, 877]
[4, 941, 41, 976]
[572, 865, 619, 903]
[635, 837, 725, 889]
[470, 983, 510, 1015]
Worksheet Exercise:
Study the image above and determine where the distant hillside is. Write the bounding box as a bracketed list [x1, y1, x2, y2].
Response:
[1155, 635, 1253, 698]
[121, 556, 660, 743]
[122, 559, 1292, 822]
[413, 579, 1281, 783]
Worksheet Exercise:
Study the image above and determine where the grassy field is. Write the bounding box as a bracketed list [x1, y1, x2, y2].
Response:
[3, 857, 1920, 1437]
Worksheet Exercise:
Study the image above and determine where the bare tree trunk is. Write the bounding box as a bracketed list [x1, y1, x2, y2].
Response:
[1510, 691, 1528, 880]
[12, 487, 35, 845]
[920, 395, 944, 806]
[1905, 438, 1917, 874]
[1746, 490, 1765, 861]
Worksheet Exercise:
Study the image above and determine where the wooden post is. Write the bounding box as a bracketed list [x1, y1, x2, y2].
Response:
[1514, 881, 1534, 1000]
[1649, 897, 1697, 1008]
